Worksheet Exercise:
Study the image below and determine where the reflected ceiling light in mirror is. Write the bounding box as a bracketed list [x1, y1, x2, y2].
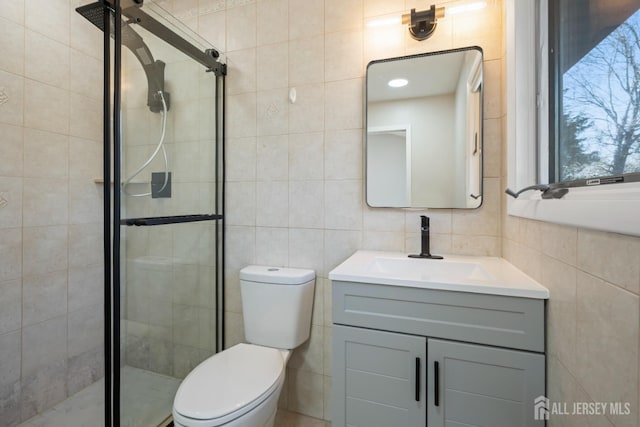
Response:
[388, 78, 408, 88]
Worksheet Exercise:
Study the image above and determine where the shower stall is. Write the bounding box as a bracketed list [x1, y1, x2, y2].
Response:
[79, 1, 225, 425]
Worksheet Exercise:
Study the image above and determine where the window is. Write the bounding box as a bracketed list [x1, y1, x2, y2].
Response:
[547, 0, 640, 187]
[506, 0, 640, 237]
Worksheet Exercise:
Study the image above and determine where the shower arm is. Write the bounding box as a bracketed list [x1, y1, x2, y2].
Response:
[76, 1, 170, 113]
[118, 1, 222, 72]
[76, 1, 223, 75]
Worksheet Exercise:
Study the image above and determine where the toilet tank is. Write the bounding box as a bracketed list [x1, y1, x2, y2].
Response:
[240, 266, 315, 350]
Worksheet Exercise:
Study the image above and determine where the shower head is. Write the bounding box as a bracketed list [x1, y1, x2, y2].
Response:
[76, 2, 144, 46]
[76, 2, 108, 30]
[76, 0, 144, 28]
[76, 1, 170, 113]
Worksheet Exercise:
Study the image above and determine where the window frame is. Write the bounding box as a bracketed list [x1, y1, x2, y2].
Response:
[506, 0, 640, 237]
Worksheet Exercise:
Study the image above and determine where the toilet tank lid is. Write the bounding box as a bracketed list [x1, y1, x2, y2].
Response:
[240, 266, 315, 285]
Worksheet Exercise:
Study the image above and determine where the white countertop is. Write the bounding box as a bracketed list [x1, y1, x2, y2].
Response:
[328, 250, 549, 299]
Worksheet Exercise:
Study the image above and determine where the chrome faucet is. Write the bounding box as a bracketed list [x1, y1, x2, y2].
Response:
[408, 215, 443, 259]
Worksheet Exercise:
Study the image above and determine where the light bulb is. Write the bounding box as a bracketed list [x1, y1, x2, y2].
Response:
[446, 1, 487, 16]
[388, 78, 408, 88]
[366, 16, 402, 28]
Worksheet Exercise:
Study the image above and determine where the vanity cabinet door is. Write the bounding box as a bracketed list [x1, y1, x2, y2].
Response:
[427, 338, 545, 427]
[332, 325, 427, 427]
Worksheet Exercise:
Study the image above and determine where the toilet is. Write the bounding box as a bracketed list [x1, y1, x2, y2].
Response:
[172, 266, 315, 427]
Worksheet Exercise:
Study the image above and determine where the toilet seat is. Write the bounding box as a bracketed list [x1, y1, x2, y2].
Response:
[173, 343, 285, 426]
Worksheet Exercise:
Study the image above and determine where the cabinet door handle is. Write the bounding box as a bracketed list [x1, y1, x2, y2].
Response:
[434, 361, 440, 406]
[473, 132, 479, 155]
[415, 357, 421, 402]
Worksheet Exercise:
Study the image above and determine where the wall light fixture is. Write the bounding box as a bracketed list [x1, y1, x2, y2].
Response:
[399, 1, 488, 41]
[402, 5, 445, 41]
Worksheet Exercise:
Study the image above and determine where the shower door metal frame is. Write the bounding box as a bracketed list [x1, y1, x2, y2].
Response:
[102, 3, 113, 425]
[100, 1, 226, 425]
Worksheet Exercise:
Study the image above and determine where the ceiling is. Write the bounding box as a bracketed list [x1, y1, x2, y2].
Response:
[367, 51, 467, 102]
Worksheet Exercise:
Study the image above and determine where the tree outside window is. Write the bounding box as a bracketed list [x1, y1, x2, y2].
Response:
[556, 5, 640, 183]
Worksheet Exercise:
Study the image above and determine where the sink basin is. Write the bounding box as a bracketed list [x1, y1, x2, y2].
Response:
[329, 251, 549, 299]
[367, 256, 494, 283]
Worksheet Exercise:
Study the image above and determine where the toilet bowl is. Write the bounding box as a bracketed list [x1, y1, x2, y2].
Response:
[172, 266, 315, 427]
[172, 344, 289, 427]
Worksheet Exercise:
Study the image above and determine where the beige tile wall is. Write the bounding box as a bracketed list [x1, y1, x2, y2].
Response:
[0, 1, 104, 425]
[502, 218, 640, 427]
[154, 0, 504, 421]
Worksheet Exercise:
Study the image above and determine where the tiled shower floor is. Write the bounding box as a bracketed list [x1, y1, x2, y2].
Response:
[17, 366, 331, 427]
[17, 366, 180, 427]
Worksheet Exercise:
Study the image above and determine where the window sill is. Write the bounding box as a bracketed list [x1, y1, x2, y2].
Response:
[507, 182, 640, 236]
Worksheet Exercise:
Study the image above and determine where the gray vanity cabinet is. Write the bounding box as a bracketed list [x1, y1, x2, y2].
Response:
[333, 325, 427, 427]
[427, 338, 545, 427]
[332, 281, 546, 427]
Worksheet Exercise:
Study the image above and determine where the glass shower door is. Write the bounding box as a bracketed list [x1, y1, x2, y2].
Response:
[113, 2, 225, 426]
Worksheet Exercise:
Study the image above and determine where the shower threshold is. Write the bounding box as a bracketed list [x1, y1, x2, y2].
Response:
[16, 367, 180, 427]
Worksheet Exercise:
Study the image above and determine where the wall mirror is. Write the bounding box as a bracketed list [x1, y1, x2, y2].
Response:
[366, 47, 483, 208]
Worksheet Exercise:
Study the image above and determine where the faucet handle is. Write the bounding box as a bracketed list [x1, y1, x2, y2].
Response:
[409, 215, 443, 260]
[420, 215, 429, 231]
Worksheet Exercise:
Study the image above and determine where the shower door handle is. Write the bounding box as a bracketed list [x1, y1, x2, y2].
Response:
[121, 213, 223, 226]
